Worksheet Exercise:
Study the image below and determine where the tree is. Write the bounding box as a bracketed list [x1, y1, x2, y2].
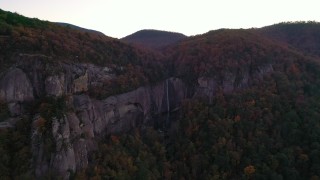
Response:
[244, 165, 256, 176]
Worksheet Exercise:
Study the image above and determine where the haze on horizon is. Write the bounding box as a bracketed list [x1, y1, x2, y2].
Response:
[0, 0, 319, 38]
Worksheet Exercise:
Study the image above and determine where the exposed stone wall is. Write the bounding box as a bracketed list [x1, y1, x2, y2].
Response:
[0, 55, 274, 178]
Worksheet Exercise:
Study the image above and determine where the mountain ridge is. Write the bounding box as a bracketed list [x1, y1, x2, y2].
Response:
[121, 29, 187, 50]
[56, 22, 106, 36]
[257, 21, 320, 57]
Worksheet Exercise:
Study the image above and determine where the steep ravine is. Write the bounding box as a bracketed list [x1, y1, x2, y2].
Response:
[0, 55, 274, 178]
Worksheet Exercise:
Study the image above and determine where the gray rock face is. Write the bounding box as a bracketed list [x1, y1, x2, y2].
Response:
[195, 77, 218, 103]
[194, 64, 274, 103]
[66, 113, 90, 170]
[33, 116, 76, 179]
[50, 117, 76, 179]
[14, 55, 115, 97]
[8, 102, 23, 116]
[73, 71, 88, 93]
[45, 74, 65, 96]
[0, 68, 34, 102]
[30, 75, 188, 178]
[68, 77, 188, 137]
[0, 121, 14, 129]
[0, 55, 275, 179]
[83, 63, 113, 87]
[101, 77, 188, 133]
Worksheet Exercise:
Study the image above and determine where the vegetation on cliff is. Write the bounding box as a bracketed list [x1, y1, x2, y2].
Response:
[0, 9, 165, 97]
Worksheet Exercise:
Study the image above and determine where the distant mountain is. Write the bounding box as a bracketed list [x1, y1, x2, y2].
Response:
[121, 29, 187, 50]
[257, 21, 320, 57]
[56, 22, 106, 36]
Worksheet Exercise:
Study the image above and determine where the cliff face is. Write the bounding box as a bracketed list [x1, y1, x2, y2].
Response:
[0, 55, 188, 178]
[0, 54, 274, 178]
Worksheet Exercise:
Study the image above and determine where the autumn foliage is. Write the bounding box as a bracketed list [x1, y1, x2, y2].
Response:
[244, 165, 256, 176]
[2, 8, 320, 180]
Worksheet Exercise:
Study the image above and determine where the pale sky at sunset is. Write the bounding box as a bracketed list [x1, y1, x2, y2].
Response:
[0, 0, 319, 38]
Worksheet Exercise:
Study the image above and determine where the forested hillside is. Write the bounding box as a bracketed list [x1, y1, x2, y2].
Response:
[0, 9, 165, 97]
[81, 27, 320, 179]
[258, 21, 320, 57]
[1, 9, 320, 179]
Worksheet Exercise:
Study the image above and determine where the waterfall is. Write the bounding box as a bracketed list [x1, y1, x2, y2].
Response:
[166, 79, 170, 127]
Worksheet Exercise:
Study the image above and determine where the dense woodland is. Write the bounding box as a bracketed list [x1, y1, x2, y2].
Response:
[0, 9, 165, 97]
[258, 21, 320, 57]
[1, 9, 320, 179]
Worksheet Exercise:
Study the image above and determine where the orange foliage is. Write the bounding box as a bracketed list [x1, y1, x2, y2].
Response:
[110, 135, 120, 144]
[234, 115, 241, 122]
[311, 175, 320, 180]
[288, 63, 301, 75]
[34, 116, 46, 132]
[244, 165, 256, 176]
[246, 100, 256, 106]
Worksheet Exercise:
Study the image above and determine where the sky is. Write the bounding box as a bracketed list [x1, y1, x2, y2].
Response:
[0, 0, 319, 38]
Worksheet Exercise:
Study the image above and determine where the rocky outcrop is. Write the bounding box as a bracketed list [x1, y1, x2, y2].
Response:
[69, 77, 188, 137]
[45, 74, 65, 96]
[73, 71, 88, 93]
[0, 68, 34, 102]
[102, 77, 188, 130]
[0, 55, 275, 178]
[13, 55, 114, 97]
[194, 64, 274, 102]
[32, 115, 76, 179]
[29, 74, 188, 178]
[66, 112, 90, 170]
[32, 77, 185, 177]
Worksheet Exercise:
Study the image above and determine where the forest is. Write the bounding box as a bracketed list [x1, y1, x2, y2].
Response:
[1, 9, 320, 179]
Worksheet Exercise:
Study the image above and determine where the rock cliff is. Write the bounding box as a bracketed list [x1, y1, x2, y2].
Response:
[0, 54, 273, 178]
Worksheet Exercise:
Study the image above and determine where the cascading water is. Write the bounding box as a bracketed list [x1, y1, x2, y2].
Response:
[166, 79, 170, 127]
